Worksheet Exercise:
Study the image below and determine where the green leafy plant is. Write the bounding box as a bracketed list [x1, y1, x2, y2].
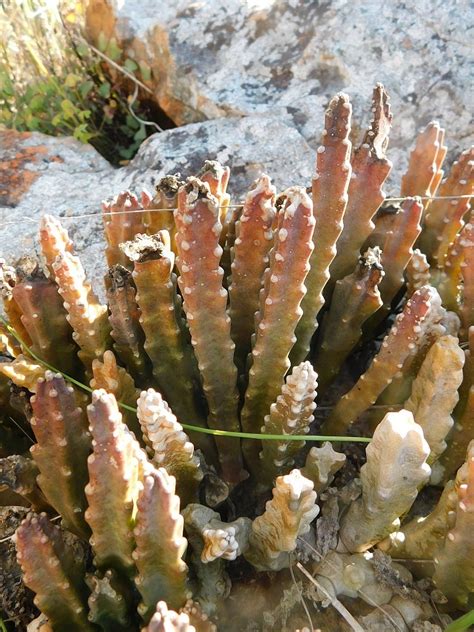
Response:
[0, 0, 163, 163]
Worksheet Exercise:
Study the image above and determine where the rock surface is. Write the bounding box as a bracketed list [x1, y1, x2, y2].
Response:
[84, 0, 473, 168]
[0, 130, 114, 291]
[118, 112, 314, 196]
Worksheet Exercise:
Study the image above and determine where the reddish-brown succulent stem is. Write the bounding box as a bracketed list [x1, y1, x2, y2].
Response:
[198, 161, 233, 284]
[122, 232, 214, 459]
[400, 122, 446, 198]
[430, 128, 448, 197]
[364, 201, 400, 251]
[433, 197, 471, 265]
[323, 286, 444, 435]
[439, 327, 474, 480]
[102, 191, 147, 269]
[52, 251, 111, 371]
[316, 248, 384, 388]
[197, 160, 231, 227]
[146, 174, 183, 244]
[133, 468, 189, 619]
[137, 389, 204, 506]
[85, 389, 145, 574]
[39, 215, 111, 371]
[90, 350, 143, 440]
[329, 84, 392, 283]
[437, 220, 473, 311]
[0, 261, 32, 346]
[39, 215, 74, 276]
[106, 264, 150, 386]
[12, 266, 80, 376]
[362, 197, 424, 345]
[419, 146, 474, 263]
[174, 178, 244, 485]
[433, 441, 474, 609]
[440, 386, 474, 484]
[228, 174, 276, 374]
[16, 512, 94, 631]
[378, 197, 423, 308]
[367, 293, 447, 429]
[240, 187, 315, 467]
[460, 220, 474, 339]
[220, 203, 243, 290]
[291, 93, 352, 365]
[405, 248, 431, 297]
[30, 372, 91, 538]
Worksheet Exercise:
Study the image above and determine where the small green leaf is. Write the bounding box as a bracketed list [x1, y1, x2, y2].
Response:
[139, 61, 152, 82]
[133, 125, 147, 142]
[73, 123, 94, 144]
[36, 82, 50, 96]
[26, 116, 40, 130]
[61, 99, 77, 120]
[97, 32, 108, 53]
[65, 73, 81, 88]
[119, 146, 135, 160]
[125, 113, 139, 129]
[0, 110, 13, 124]
[24, 85, 36, 101]
[0, 70, 14, 96]
[29, 94, 45, 112]
[98, 82, 111, 98]
[106, 38, 122, 62]
[76, 42, 89, 58]
[119, 124, 134, 135]
[124, 58, 138, 73]
[79, 80, 94, 99]
[79, 109, 92, 121]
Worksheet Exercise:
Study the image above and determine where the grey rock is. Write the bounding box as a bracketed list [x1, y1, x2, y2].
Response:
[85, 0, 474, 181]
[118, 112, 315, 197]
[0, 131, 113, 291]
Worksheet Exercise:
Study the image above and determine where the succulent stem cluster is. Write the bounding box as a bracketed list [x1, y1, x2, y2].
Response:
[0, 84, 473, 632]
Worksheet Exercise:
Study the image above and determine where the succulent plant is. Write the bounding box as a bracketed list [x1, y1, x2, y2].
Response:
[0, 84, 473, 632]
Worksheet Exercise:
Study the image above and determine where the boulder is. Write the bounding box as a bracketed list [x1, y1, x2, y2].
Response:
[84, 0, 473, 169]
[0, 130, 114, 291]
[118, 111, 314, 196]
